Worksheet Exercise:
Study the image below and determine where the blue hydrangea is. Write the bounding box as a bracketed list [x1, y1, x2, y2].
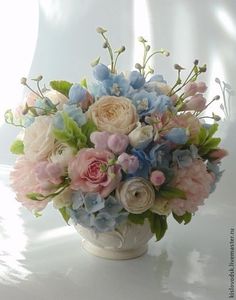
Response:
[149, 143, 171, 169]
[68, 84, 87, 105]
[129, 71, 145, 89]
[93, 64, 110, 81]
[67, 207, 95, 228]
[130, 149, 152, 179]
[172, 149, 193, 168]
[115, 212, 129, 225]
[94, 212, 116, 232]
[207, 161, 224, 193]
[84, 193, 105, 213]
[101, 196, 123, 216]
[71, 190, 84, 210]
[165, 128, 188, 144]
[131, 90, 158, 116]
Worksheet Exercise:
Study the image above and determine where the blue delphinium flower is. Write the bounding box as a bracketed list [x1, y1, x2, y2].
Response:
[67, 207, 95, 228]
[131, 149, 152, 178]
[63, 104, 86, 126]
[94, 212, 116, 232]
[71, 190, 84, 210]
[93, 64, 110, 81]
[156, 95, 172, 113]
[131, 90, 158, 117]
[53, 112, 64, 130]
[68, 84, 87, 105]
[129, 71, 145, 89]
[165, 128, 188, 144]
[148, 74, 167, 83]
[102, 73, 130, 97]
[149, 143, 171, 169]
[84, 193, 105, 213]
[172, 149, 193, 168]
[101, 196, 123, 216]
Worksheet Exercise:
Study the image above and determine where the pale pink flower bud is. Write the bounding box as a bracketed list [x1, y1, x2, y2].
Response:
[107, 133, 129, 154]
[185, 94, 206, 112]
[197, 82, 207, 93]
[150, 170, 166, 186]
[184, 82, 198, 97]
[90, 131, 111, 150]
[117, 153, 139, 174]
[209, 148, 228, 163]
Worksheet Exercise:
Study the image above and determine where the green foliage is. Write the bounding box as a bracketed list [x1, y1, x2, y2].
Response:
[197, 124, 221, 156]
[53, 112, 87, 149]
[26, 192, 45, 201]
[10, 140, 24, 154]
[80, 78, 88, 88]
[157, 186, 186, 200]
[50, 80, 73, 97]
[128, 210, 168, 241]
[59, 207, 70, 224]
[81, 119, 97, 146]
[172, 212, 192, 225]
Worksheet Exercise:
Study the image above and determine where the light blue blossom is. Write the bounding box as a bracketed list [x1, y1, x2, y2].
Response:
[149, 143, 171, 168]
[94, 212, 116, 232]
[53, 112, 64, 130]
[23, 115, 35, 127]
[156, 95, 172, 113]
[63, 104, 86, 126]
[148, 74, 167, 83]
[131, 149, 152, 179]
[93, 64, 110, 81]
[131, 90, 158, 116]
[207, 161, 224, 193]
[67, 207, 95, 228]
[129, 71, 145, 89]
[115, 212, 129, 225]
[84, 193, 105, 213]
[68, 84, 87, 105]
[165, 128, 188, 144]
[172, 149, 193, 168]
[71, 190, 84, 210]
[102, 73, 130, 97]
[101, 196, 123, 216]
[34, 98, 56, 115]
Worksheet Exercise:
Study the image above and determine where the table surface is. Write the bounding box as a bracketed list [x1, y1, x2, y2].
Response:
[0, 147, 235, 300]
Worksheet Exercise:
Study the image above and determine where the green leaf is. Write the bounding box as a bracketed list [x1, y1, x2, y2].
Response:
[157, 186, 186, 200]
[172, 212, 192, 225]
[26, 192, 44, 201]
[207, 123, 218, 139]
[10, 140, 24, 154]
[59, 207, 70, 224]
[128, 213, 146, 225]
[198, 126, 208, 145]
[149, 214, 168, 241]
[80, 78, 88, 88]
[199, 137, 221, 155]
[81, 119, 97, 146]
[4, 109, 14, 123]
[53, 112, 87, 149]
[50, 80, 73, 97]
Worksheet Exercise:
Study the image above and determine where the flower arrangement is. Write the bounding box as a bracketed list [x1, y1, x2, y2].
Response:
[6, 27, 228, 242]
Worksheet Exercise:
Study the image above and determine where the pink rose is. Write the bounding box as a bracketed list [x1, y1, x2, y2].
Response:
[68, 148, 122, 197]
[185, 94, 206, 112]
[117, 153, 139, 173]
[107, 133, 129, 154]
[150, 170, 165, 186]
[90, 131, 111, 150]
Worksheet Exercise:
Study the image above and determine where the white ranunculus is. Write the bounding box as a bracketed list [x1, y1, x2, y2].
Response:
[150, 198, 171, 216]
[24, 116, 55, 161]
[44, 90, 69, 110]
[87, 96, 138, 134]
[128, 123, 153, 149]
[116, 177, 155, 214]
[50, 142, 75, 168]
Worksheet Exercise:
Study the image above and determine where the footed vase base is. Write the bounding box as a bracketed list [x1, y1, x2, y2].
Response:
[82, 239, 148, 260]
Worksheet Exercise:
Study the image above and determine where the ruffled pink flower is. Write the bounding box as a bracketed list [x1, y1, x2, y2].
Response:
[150, 170, 165, 186]
[185, 94, 206, 112]
[90, 131, 111, 150]
[35, 161, 64, 191]
[169, 159, 214, 216]
[117, 153, 139, 173]
[68, 148, 122, 197]
[107, 133, 129, 154]
[10, 157, 50, 212]
[184, 81, 207, 97]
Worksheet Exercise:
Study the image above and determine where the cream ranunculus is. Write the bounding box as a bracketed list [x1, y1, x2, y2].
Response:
[116, 177, 155, 214]
[49, 142, 75, 168]
[87, 96, 138, 134]
[44, 90, 69, 110]
[128, 123, 153, 149]
[24, 116, 55, 161]
[150, 198, 171, 216]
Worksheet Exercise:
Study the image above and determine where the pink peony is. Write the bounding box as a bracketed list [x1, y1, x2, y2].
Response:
[90, 131, 111, 150]
[10, 157, 50, 212]
[168, 159, 214, 216]
[185, 94, 206, 112]
[117, 153, 139, 173]
[68, 148, 122, 197]
[150, 170, 166, 186]
[107, 133, 129, 154]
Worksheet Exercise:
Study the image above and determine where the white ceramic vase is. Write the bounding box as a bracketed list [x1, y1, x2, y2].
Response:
[74, 219, 153, 260]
